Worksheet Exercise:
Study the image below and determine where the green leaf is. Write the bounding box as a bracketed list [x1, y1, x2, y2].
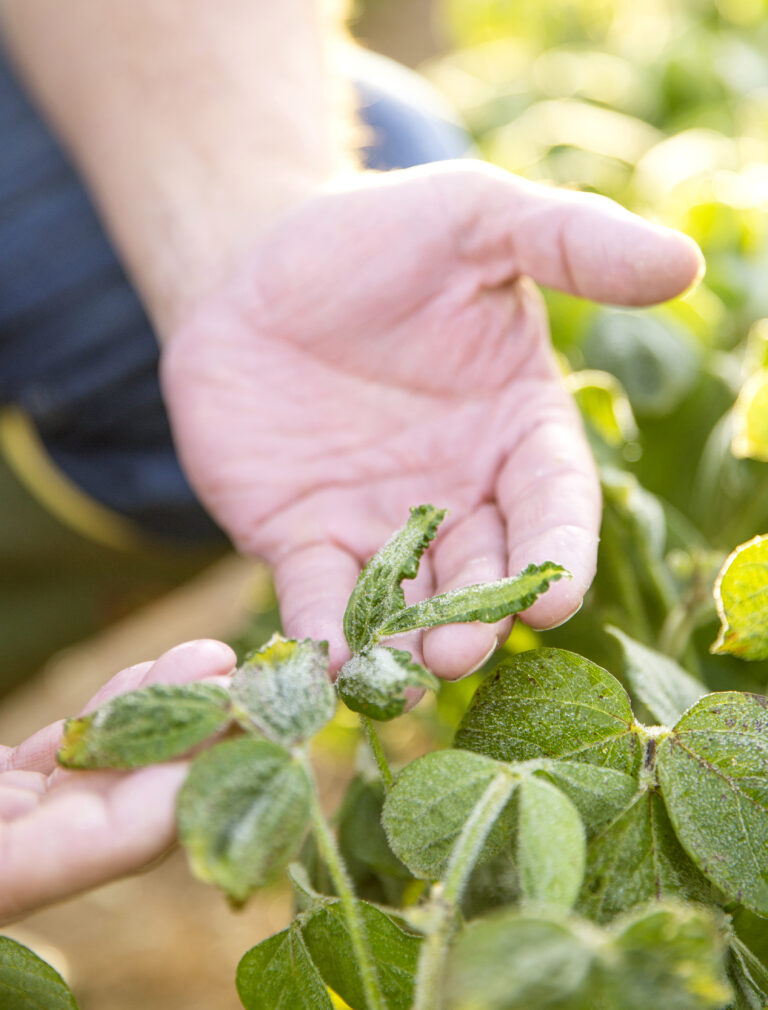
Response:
[236, 924, 333, 1010]
[568, 369, 639, 447]
[728, 937, 768, 1010]
[537, 761, 639, 837]
[732, 369, 768, 462]
[607, 626, 705, 727]
[231, 635, 335, 745]
[603, 903, 732, 1010]
[712, 536, 768, 661]
[343, 505, 446, 652]
[377, 563, 568, 639]
[177, 737, 311, 903]
[302, 900, 421, 1010]
[578, 790, 715, 923]
[517, 775, 585, 911]
[381, 750, 515, 880]
[454, 649, 643, 776]
[444, 912, 594, 1010]
[57, 683, 231, 769]
[336, 647, 438, 721]
[0, 937, 79, 1010]
[337, 777, 411, 885]
[657, 692, 768, 914]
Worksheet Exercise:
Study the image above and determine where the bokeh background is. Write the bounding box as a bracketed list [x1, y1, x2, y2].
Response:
[5, 0, 768, 1006]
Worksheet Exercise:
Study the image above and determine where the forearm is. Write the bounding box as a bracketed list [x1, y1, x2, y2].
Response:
[0, 0, 353, 336]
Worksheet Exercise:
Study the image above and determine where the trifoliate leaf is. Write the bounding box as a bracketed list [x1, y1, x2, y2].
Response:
[343, 505, 446, 652]
[0, 936, 79, 1010]
[712, 536, 768, 660]
[516, 775, 585, 911]
[607, 626, 705, 727]
[302, 900, 421, 1010]
[231, 635, 335, 745]
[732, 369, 768, 462]
[57, 683, 231, 769]
[657, 692, 768, 914]
[177, 737, 311, 903]
[381, 750, 516, 880]
[336, 647, 438, 721]
[377, 563, 568, 639]
[236, 924, 333, 1010]
[454, 649, 643, 776]
[578, 790, 715, 923]
[537, 760, 638, 837]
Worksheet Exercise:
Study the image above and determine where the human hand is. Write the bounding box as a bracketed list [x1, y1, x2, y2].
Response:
[0, 640, 235, 925]
[162, 162, 703, 678]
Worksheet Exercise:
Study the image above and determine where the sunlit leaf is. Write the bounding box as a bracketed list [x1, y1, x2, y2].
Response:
[657, 692, 768, 914]
[454, 649, 643, 776]
[57, 683, 231, 770]
[607, 626, 705, 726]
[516, 775, 585, 911]
[177, 737, 311, 903]
[377, 563, 568, 639]
[231, 635, 335, 745]
[712, 535, 768, 660]
[236, 924, 333, 1010]
[0, 937, 79, 1010]
[568, 369, 639, 447]
[336, 647, 438, 721]
[732, 369, 768, 462]
[343, 505, 445, 652]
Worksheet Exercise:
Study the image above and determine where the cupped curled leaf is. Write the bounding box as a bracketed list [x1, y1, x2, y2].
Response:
[57, 683, 231, 769]
[343, 505, 446, 652]
[236, 924, 332, 1010]
[177, 737, 311, 904]
[231, 635, 335, 745]
[377, 563, 568, 639]
[0, 936, 80, 1010]
[336, 647, 438, 721]
[454, 648, 643, 776]
[607, 626, 705, 727]
[711, 535, 768, 661]
[657, 691, 768, 914]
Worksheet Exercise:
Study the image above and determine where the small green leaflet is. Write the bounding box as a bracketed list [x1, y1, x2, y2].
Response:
[231, 635, 335, 745]
[343, 505, 445, 652]
[0, 937, 79, 1010]
[578, 790, 715, 923]
[236, 924, 333, 1010]
[657, 692, 768, 914]
[731, 368, 768, 462]
[568, 369, 639, 448]
[302, 900, 421, 1010]
[177, 737, 311, 904]
[516, 775, 585, 912]
[711, 535, 768, 661]
[728, 937, 768, 1010]
[537, 760, 638, 837]
[607, 626, 705, 727]
[57, 683, 231, 769]
[337, 776, 411, 884]
[454, 648, 643, 776]
[381, 750, 516, 880]
[336, 647, 439, 721]
[376, 563, 568, 639]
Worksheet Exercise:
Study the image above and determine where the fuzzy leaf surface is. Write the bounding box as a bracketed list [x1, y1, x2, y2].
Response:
[454, 649, 642, 776]
[537, 760, 638, 837]
[381, 750, 514, 879]
[0, 937, 79, 1010]
[712, 536, 768, 661]
[177, 737, 310, 903]
[728, 937, 768, 1010]
[607, 626, 705, 727]
[377, 563, 567, 639]
[336, 647, 438, 721]
[517, 775, 585, 911]
[343, 505, 445, 652]
[657, 692, 768, 914]
[236, 924, 332, 1010]
[57, 683, 231, 769]
[578, 790, 714, 923]
[302, 900, 421, 1010]
[231, 635, 334, 745]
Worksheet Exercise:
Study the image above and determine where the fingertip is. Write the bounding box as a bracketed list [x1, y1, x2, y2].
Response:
[509, 525, 597, 631]
[423, 624, 506, 681]
[633, 226, 706, 305]
[144, 639, 237, 686]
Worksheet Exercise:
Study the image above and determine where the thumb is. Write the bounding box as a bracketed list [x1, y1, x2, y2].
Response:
[433, 161, 704, 306]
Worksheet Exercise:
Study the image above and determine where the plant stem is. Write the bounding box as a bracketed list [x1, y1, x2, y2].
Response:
[299, 750, 387, 1010]
[361, 716, 393, 790]
[412, 770, 517, 1010]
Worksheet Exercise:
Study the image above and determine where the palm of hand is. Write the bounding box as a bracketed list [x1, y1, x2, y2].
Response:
[162, 163, 701, 675]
